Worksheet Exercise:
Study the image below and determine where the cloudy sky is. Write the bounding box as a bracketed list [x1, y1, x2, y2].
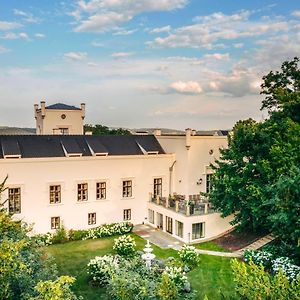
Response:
[0, 0, 299, 130]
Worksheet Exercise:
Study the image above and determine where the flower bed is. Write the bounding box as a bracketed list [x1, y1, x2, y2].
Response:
[243, 249, 300, 281]
[33, 222, 133, 246]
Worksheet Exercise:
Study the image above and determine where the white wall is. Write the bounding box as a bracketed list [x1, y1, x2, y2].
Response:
[1, 154, 174, 233]
[157, 135, 228, 196]
[147, 202, 233, 242]
[36, 109, 84, 135]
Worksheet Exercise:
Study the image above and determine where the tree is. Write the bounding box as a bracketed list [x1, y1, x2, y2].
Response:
[231, 259, 300, 300]
[84, 124, 131, 135]
[0, 178, 78, 299]
[209, 58, 300, 248]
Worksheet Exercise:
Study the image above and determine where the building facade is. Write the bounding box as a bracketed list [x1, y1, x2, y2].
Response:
[0, 102, 233, 243]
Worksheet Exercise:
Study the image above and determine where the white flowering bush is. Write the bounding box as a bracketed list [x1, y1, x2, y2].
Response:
[113, 235, 136, 257]
[34, 232, 54, 246]
[84, 222, 133, 240]
[243, 249, 273, 268]
[178, 245, 199, 268]
[272, 257, 300, 282]
[32, 222, 133, 245]
[163, 266, 188, 290]
[87, 255, 119, 286]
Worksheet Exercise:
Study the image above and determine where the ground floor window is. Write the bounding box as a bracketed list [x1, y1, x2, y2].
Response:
[192, 222, 205, 239]
[148, 209, 154, 224]
[8, 187, 21, 214]
[166, 216, 173, 234]
[88, 213, 96, 225]
[123, 209, 131, 221]
[157, 213, 163, 229]
[175, 220, 183, 238]
[51, 217, 60, 229]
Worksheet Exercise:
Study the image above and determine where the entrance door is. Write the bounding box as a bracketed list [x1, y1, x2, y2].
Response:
[166, 216, 173, 234]
[157, 213, 163, 229]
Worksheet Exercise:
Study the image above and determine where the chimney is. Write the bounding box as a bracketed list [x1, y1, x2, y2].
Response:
[81, 103, 85, 120]
[34, 103, 38, 119]
[185, 128, 191, 150]
[191, 129, 197, 136]
[154, 129, 161, 136]
[40, 101, 46, 118]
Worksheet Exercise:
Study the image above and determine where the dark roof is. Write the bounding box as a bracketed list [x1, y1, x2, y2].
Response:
[46, 103, 81, 110]
[0, 135, 165, 159]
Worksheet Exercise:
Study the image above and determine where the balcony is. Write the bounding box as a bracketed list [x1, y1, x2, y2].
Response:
[149, 193, 216, 216]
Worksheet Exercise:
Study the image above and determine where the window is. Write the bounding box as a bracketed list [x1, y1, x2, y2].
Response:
[88, 213, 96, 225]
[148, 209, 154, 224]
[175, 220, 183, 238]
[206, 174, 212, 194]
[51, 217, 60, 229]
[166, 216, 173, 234]
[192, 222, 205, 240]
[153, 178, 162, 197]
[122, 180, 132, 198]
[8, 188, 21, 214]
[59, 128, 69, 135]
[157, 213, 163, 229]
[96, 182, 106, 200]
[123, 209, 131, 221]
[77, 183, 88, 201]
[50, 185, 61, 204]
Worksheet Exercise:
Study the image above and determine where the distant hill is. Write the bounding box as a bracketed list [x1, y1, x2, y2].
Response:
[0, 127, 35, 135]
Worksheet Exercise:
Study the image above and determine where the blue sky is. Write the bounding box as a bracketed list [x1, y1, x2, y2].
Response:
[0, 0, 299, 129]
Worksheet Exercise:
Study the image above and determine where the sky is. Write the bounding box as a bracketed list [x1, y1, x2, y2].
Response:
[0, 0, 299, 130]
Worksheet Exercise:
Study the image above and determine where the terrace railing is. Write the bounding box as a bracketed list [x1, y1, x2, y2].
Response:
[149, 193, 216, 216]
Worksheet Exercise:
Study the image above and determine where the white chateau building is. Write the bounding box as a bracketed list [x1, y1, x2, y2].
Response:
[0, 102, 233, 243]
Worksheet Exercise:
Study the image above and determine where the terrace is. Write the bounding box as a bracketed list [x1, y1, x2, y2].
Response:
[149, 193, 216, 216]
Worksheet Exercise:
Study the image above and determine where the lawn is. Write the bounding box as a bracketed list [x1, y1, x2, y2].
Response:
[46, 234, 237, 300]
[193, 241, 231, 252]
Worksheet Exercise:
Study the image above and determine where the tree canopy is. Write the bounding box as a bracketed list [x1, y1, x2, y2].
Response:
[209, 58, 300, 257]
[84, 124, 131, 135]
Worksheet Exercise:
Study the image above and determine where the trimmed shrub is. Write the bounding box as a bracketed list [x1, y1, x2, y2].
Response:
[163, 266, 188, 291]
[178, 245, 199, 268]
[113, 235, 136, 257]
[87, 255, 119, 286]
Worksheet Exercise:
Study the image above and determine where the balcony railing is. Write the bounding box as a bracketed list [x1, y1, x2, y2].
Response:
[149, 193, 216, 216]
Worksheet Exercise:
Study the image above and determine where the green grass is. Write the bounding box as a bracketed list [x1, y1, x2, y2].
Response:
[193, 241, 231, 252]
[46, 234, 237, 300]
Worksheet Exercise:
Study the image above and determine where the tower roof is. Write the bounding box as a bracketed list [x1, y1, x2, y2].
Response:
[45, 103, 81, 110]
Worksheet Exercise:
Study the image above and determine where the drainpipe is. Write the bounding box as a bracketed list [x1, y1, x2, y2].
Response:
[169, 160, 176, 196]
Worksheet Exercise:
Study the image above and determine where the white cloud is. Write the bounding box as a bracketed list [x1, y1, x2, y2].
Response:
[0, 21, 22, 31]
[35, 33, 45, 38]
[149, 25, 171, 33]
[71, 0, 188, 32]
[13, 9, 40, 23]
[0, 45, 9, 53]
[111, 52, 134, 59]
[113, 28, 137, 35]
[19, 32, 30, 40]
[1, 32, 30, 40]
[203, 53, 230, 60]
[169, 81, 202, 94]
[147, 11, 290, 49]
[291, 10, 300, 18]
[64, 52, 88, 61]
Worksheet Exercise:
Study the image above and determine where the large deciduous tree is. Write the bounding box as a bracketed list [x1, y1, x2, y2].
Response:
[210, 58, 300, 253]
